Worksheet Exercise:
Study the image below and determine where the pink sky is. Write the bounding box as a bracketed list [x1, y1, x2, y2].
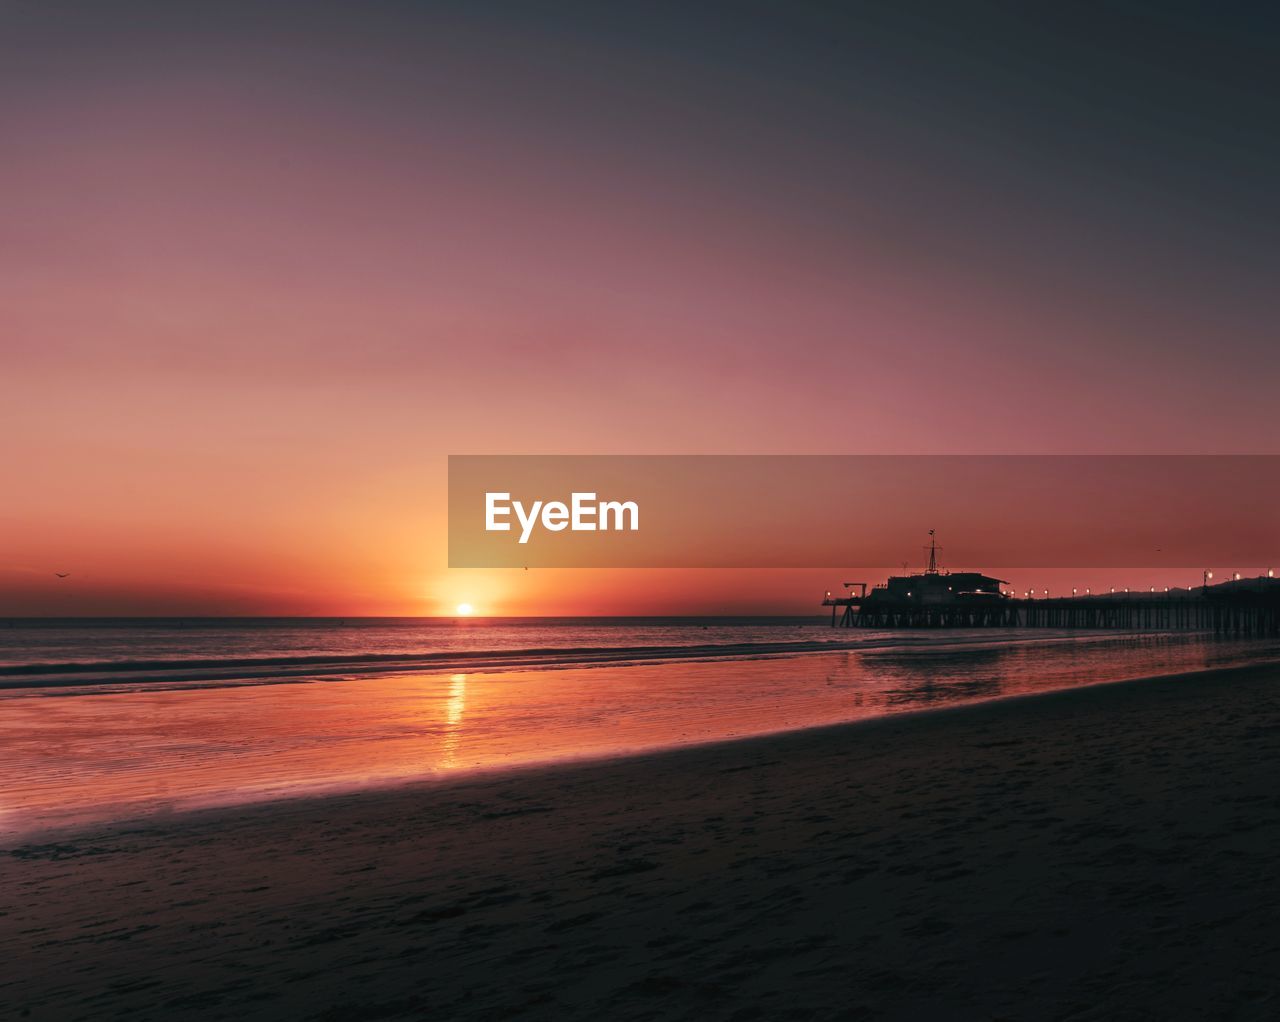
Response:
[3, 7, 1276, 615]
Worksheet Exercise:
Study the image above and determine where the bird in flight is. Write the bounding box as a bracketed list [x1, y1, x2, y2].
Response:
[54, 572, 70, 578]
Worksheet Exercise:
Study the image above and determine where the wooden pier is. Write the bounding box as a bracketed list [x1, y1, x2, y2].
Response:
[824, 589, 1280, 635]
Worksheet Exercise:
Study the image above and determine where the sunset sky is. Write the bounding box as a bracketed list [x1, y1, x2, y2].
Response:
[4, 2, 1277, 615]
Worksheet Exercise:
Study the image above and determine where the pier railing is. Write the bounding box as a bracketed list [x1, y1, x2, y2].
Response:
[822, 591, 1280, 635]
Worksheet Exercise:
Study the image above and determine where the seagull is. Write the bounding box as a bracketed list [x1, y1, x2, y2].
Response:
[54, 572, 70, 578]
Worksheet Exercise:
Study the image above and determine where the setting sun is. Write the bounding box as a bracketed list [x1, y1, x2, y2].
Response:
[455, 603, 474, 616]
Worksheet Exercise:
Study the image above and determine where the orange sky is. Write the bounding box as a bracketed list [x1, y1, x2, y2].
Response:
[3, 5, 1277, 616]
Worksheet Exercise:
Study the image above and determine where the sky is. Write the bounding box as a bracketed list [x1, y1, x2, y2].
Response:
[3, 1, 1277, 615]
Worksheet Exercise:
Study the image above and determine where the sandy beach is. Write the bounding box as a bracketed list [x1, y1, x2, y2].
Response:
[4, 662, 1279, 1020]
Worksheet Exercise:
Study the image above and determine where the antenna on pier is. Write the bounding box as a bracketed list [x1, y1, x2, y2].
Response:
[924, 529, 941, 575]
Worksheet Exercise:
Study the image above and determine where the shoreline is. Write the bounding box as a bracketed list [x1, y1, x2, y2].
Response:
[5, 659, 1279, 1018]
[7, 655, 1278, 845]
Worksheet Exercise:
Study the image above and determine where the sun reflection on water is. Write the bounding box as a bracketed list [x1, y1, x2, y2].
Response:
[442, 673, 467, 768]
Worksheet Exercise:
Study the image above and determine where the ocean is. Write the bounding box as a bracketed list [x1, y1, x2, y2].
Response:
[3, 618, 1278, 836]
[0, 616, 871, 675]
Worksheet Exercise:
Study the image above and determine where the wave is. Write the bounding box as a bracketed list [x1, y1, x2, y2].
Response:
[0, 630, 1152, 690]
[0, 640, 883, 687]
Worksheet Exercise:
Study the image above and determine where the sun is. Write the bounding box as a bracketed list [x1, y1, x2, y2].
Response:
[455, 602, 474, 616]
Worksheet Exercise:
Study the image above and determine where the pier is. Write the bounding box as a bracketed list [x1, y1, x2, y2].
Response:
[824, 589, 1280, 634]
[825, 534, 1279, 634]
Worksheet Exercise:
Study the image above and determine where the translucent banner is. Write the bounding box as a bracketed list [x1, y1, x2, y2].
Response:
[448, 455, 1279, 569]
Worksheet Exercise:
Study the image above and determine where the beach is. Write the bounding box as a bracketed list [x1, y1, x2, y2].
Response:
[4, 661, 1278, 1020]
[8, 1, 1278, 1017]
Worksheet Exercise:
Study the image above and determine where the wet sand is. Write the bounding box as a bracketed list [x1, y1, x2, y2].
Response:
[4, 663, 1279, 1020]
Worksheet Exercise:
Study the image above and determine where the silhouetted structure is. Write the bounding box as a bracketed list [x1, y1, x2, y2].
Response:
[824, 534, 1280, 634]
